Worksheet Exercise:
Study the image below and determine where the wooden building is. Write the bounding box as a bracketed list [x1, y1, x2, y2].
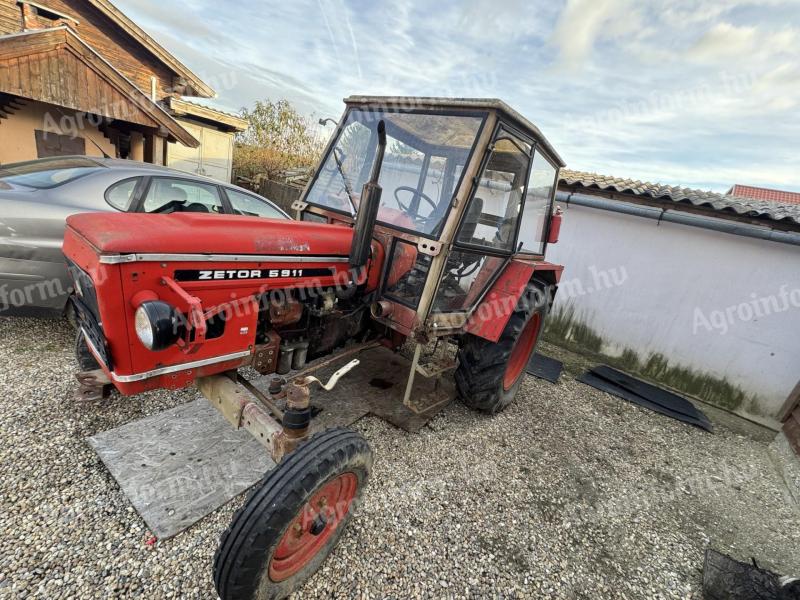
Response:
[0, 0, 245, 180]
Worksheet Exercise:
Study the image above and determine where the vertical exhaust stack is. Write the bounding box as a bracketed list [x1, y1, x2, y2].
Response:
[349, 120, 387, 270]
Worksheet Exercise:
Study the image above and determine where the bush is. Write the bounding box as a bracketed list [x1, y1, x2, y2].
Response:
[234, 99, 324, 179]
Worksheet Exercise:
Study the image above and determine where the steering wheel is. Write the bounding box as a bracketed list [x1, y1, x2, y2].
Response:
[394, 186, 437, 223]
[151, 199, 187, 214]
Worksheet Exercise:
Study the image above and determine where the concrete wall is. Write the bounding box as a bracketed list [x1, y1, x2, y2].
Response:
[545, 201, 800, 427]
[0, 100, 116, 164]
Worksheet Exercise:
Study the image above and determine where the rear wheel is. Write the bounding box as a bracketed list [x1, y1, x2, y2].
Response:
[455, 282, 548, 414]
[213, 428, 373, 600]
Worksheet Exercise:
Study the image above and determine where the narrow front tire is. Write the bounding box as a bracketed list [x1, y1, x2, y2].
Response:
[213, 428, 373, 600]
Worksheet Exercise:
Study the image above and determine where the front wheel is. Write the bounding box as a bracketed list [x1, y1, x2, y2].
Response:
[455, 282, 548, 414]
[213, 428, 373, 600]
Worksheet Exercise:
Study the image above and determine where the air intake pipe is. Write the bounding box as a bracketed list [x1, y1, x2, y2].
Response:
[349, 120, 387, 270]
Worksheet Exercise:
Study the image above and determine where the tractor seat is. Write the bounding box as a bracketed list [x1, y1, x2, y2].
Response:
[459, 196, 484, 244]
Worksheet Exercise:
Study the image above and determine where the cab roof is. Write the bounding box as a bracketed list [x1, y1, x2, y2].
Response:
[344, 95, 565, 168]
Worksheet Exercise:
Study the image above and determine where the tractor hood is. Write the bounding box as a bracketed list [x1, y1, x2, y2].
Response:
[65, 213, 354, 257]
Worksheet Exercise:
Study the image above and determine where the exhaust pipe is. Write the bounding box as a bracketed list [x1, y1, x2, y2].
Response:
[349, 120, 387, 270]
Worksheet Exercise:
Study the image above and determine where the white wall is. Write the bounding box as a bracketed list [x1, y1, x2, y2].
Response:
[545, 201, 800, 427]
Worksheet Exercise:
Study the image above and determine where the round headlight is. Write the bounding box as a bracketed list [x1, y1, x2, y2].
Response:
[134, 301, 183, 351]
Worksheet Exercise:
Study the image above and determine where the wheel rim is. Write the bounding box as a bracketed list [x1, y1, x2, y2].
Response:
[268, 472, 358, 582]
[503, 313, 541, 391]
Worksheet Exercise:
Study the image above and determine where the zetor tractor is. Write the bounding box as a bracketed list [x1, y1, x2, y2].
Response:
[63, 96, 565, 599]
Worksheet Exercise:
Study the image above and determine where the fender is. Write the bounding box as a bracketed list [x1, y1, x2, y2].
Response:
[465, 260, 564, 343]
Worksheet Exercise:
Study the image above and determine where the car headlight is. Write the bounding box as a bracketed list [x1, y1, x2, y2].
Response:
[134, 301, 184, 351]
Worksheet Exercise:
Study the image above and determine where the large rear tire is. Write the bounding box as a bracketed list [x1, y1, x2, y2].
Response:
[455, 282, 548, 414]
[213, 428, 373, 600]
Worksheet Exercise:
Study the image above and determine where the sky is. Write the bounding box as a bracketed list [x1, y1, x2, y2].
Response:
[117, 0, 800, 193]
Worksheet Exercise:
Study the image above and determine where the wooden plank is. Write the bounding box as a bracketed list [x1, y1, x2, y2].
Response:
[63, 50, 76, 108]
[48, 51, 60, 106]
[9, 56, 21, 94]
[0, 58, 8, 92]
[28, 52, 43, 101]
[77, 52, 88, 114]
[18, 54, 30, 100]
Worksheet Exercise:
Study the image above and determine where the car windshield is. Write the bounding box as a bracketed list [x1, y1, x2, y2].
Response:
[305, 108, 485, 238]
[0, 157, 102, 189]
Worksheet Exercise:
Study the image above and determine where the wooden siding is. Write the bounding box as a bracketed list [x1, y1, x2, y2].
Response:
[0, 0, 176, 99]
[0, 2, 20, 34]
[0, 45, 159, 127]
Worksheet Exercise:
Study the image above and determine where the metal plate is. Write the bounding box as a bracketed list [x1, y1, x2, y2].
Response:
[88, 398, 274, 539]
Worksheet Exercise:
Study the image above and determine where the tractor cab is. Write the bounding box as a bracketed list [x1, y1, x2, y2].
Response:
[294, 96, 565, 341]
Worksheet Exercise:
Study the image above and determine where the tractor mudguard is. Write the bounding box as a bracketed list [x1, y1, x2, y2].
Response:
[464, 260, 563, 343]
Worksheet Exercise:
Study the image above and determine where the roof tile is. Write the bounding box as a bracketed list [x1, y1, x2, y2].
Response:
[559, 169, 800, 226]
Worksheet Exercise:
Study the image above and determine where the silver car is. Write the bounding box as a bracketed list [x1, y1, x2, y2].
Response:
[0, 156, 289, 317]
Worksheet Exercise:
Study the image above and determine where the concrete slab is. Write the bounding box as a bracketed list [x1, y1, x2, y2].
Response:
[88, 398, 274, 539]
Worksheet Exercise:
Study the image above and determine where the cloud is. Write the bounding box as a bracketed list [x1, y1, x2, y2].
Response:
[112, 0, 800, 193]
[687, 22, 758, 61]
[550, 0, 639, 70]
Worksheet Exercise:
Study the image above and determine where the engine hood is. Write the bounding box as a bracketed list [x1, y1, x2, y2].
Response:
[65, 212, 354, 257]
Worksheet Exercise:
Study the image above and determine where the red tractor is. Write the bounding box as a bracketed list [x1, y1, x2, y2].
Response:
[64, 96, 565, 599]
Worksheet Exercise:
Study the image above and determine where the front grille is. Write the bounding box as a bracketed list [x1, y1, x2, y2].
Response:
[66, 261, 112, 370]
[66, 260, 100, 321]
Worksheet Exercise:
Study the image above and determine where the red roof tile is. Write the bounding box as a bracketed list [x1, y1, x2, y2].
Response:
[727, 184, 800, 205]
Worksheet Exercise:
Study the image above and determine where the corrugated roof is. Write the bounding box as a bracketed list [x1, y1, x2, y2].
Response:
[559, 169, 800, 227]
[727, 184, 800, 206]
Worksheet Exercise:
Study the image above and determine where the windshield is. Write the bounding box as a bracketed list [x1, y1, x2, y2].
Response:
[0, 157, 102, 189]
[305, 108, 485, 238]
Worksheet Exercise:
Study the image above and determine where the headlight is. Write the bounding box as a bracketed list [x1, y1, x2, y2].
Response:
[134, 301, 184, 351]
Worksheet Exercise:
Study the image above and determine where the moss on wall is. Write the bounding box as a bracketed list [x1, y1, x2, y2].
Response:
[543, 307, 764, 415]
[544, 305, 604, 354]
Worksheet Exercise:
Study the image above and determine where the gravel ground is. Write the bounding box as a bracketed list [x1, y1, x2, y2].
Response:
[1, 316, 798, 599]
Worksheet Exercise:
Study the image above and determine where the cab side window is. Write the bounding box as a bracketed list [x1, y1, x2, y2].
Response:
[517, 152, 557, 254]
[142, 178, 223, 214]
[456, 130, 531, 252]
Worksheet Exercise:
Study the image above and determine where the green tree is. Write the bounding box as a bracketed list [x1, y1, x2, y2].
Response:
[234, 99, 323, 179]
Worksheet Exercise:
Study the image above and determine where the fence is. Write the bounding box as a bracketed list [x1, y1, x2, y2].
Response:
[254, 179, 303, 214]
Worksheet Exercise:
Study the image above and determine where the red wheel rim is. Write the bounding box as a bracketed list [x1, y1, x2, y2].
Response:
[268, 472, 358, 582]
[503, 313, 541, 391]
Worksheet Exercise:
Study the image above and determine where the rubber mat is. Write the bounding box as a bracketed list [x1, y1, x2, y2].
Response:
[578, 365, 713, 432]
[703, 548, 799, 599]
[526, 352, 563, 383]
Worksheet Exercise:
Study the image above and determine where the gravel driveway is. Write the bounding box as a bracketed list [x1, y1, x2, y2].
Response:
[1, 317, 798, 599]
